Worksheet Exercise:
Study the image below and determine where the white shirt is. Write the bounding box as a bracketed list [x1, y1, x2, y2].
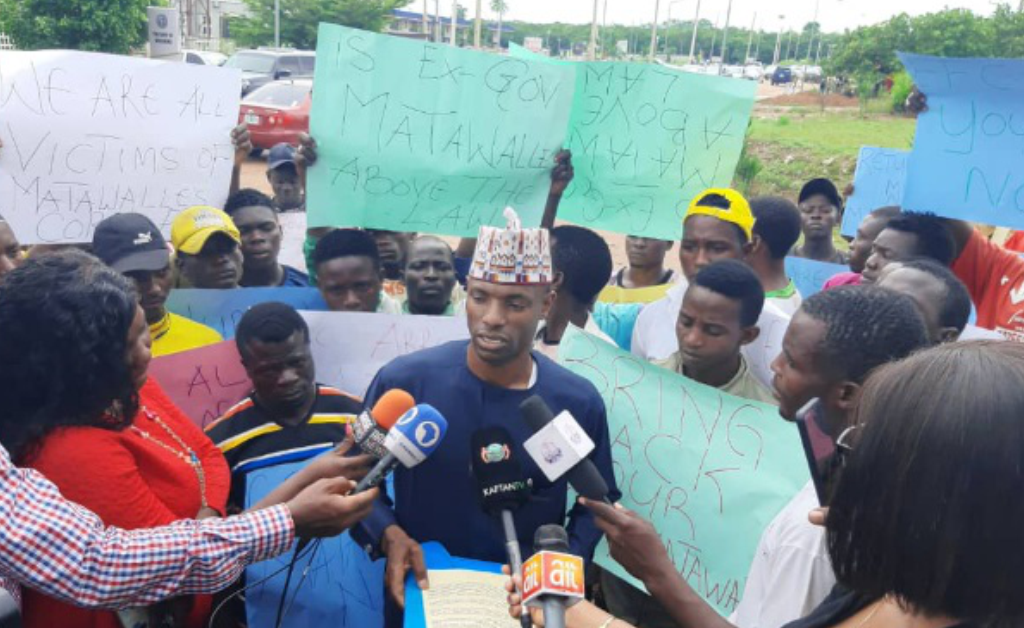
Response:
[729, 481, 836, 628]
[534, 316, 615, 361]
[630, 282, 792, 388]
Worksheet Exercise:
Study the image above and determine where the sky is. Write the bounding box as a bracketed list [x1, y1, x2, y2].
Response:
[418, 0, 1001, 32]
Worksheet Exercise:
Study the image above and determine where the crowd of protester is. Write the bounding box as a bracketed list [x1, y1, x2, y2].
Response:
[0, 81, 1019, 628]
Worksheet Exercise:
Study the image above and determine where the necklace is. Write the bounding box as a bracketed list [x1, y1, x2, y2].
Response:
[130, 406, 208, 509]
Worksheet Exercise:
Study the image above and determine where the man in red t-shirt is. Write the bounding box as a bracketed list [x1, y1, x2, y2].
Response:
[945, 220, 1024, 342]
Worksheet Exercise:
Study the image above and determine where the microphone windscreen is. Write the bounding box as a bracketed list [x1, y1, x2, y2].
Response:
[533, 524, 570, 553]
[372, 389, 415, 429]
[471, 426, 531, 513]
[520, 395, 555, 433]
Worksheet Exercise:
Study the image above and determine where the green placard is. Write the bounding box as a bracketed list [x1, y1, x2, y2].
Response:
[558, 326, 809, 616]
[510, 44, 756, 239]
[307, 24, 576, 235]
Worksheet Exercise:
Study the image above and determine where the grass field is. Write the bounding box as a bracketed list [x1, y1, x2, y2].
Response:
[741, 101, 918, 199]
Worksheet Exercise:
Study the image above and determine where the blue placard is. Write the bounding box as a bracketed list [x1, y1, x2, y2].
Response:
[244, 461, 385, 628]
[403, 542, 506, 628]
[842, 146, 909, 236]
[166, 287, 327, 338]
[900, 53, 1024, 228]
[785, 256, 848, 299]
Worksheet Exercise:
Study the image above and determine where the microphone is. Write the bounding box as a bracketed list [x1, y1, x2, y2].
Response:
[522, 525, 584, 628]
[353, 404, 449, 494]
[352, 389, 416, 458]
[519, 395, 610, 503]
[470, 427, 533, 628]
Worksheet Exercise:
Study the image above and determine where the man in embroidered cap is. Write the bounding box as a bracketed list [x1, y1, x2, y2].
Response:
[353, 208, 619, 624]
[170, 206, 244, 289]
[631, 188, 792, 366]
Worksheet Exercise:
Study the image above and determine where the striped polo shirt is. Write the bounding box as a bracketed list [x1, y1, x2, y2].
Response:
[205, 384, 361, 506]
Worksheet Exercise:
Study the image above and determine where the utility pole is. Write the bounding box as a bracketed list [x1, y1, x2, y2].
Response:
[423, 0, 429, 38]
[772, 15, 784, 65]
[720, 0, 733, 66]
[688, 0, 702, 63]
[745, 13, 756, 63]
[474, 0, 482, 47]
[274, 0, 280, 47]
[588, 0, 600, 60]
[434, 0, 442, 42]
[450, 0, 458, 45]
[649, 0, 661, 62]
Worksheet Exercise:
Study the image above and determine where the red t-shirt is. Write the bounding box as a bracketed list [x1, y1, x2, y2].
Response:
[953, 230, 1024, 342]
[20, 378, 231, 628]
[822, 271, 862, 291]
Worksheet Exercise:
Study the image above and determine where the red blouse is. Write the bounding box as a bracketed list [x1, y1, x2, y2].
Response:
[20, 377, 231, 628]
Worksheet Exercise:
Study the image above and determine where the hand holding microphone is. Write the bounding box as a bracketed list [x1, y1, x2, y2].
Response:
[351, 389, 416, 459]
[521, 525, 585, 628]
[354, 403, 449, 493]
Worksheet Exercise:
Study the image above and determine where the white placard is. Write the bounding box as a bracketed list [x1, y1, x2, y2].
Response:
[300, 310, 470, 397]
[0, 50, 240, 243]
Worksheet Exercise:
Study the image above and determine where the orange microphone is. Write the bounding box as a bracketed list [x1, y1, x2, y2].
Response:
[522, 525, 584, 628]
[351, 389, 415, 458]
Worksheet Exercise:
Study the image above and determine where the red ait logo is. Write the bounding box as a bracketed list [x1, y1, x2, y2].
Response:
[480, 443, 511, 464]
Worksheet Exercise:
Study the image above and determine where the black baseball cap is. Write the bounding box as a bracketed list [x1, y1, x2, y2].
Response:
[267, 143, 297, 171]
[92, 213, 171, 273]
[799, 178, 843, 210]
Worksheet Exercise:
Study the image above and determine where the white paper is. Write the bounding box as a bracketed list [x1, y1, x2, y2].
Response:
[0, 50, 240, 243]
[300, 310, 470, 397]
[421, 570, 520, 628]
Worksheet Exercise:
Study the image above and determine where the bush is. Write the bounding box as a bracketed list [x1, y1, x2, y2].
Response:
[890, 70, 913, 113]
[777, 116, 792, 127]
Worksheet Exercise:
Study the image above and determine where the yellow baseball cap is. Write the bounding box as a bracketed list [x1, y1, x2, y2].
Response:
[170, 206, 241, 255]
[683, 188, 755, 241]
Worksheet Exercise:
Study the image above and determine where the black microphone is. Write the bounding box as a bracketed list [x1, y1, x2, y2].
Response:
[519, 395, 610, 503]
[470, 427, 533, 628]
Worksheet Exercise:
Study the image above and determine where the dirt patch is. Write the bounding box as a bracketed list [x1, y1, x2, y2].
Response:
[760, 91, 859, 108]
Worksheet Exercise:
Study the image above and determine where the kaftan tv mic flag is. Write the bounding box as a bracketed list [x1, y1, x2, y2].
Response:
[519, 395, 610, 503]
[522, 524, 585, 628]
[354, 404, 449, 493]
[471, 426, 533, 628]
[352, 389, 416, 458]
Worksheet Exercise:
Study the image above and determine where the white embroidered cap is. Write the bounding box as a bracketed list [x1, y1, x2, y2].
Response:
[468, 207, 553, 285]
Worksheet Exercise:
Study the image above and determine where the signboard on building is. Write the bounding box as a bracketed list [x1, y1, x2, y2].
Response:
[524, 36, 544, 53]
[148, 6, 181, 57]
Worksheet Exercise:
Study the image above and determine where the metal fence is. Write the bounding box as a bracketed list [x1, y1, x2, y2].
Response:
[0, 33, 15, 50]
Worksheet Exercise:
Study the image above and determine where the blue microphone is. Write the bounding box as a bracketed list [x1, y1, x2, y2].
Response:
[353, 404, 449, 493]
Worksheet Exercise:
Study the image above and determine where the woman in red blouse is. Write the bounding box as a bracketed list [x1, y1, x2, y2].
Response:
[0, 251, 230, 628]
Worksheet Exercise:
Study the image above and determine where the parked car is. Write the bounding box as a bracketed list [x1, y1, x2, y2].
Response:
[238, 79, 312, 152]
[743, 64, 764, 81]
[225, 49, 315, 96]
[173, 49, 227, 66]
[771, 66, 793, 85]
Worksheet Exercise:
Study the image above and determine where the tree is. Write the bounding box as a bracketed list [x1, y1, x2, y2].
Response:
[0, 0, 150, 53]
[232, 0, 408, 50]
[490, 0, 508, 48]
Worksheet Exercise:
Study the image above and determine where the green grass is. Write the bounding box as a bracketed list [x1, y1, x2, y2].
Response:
[749, 111, 916, 157]
[737, 108, 918, 199]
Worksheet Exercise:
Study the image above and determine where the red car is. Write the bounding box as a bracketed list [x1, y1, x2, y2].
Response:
[238, 78, 312, 152]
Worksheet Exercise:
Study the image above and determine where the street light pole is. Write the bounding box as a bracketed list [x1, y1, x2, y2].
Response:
[649, 0, 661, 62]
[745, 13, 756, 63]
[274, 0, 280, 47]
[720, 0, 733, 66]
[588, 0, 600, 60]
[474, 0, 482, 47]
[688, 0, 702, 63]
[450, 0, 458, 45]
[772, 14, 784, 65]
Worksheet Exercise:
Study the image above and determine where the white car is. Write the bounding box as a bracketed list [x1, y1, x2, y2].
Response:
[163, 50, 228, 66]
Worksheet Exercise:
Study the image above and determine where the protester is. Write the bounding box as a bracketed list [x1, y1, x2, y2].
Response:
[402, 236, 461, 315]
[224, 188, 310, 287]
[509, 341, 1024, 628]
[92, 213, 223, 357]
[0, 251, 376, 626]
[352, 209, 619, 625]
[0, 218, 22, 282]
[207, 302, 368, 507]
[876, 258, 971, 344]
[631, 188, 789, 362]
[599, 236, 679, 304]
[265, 143, 305, 212]
[534, 225, 616, 359]
[507, 287, 929, 628]
[748, 196, 803, 315]
[790, 179, 849, 265]
[312, 229, 402, 313]
[603, 260, 774, 628]
[860, 212, 956, 284]
[171, 206, 244, 289]
[369, 229, 415, 297]
[822, 206, 900, 289]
